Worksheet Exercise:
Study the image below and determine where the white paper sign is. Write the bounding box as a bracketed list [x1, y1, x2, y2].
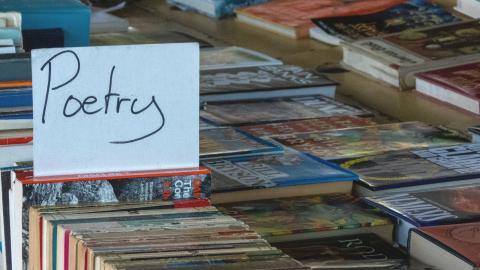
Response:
[32, 43, 199, 176]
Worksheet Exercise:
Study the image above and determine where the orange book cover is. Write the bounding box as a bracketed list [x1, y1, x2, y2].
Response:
[0, 80, 32, 89]
[237, 0, 406, 38]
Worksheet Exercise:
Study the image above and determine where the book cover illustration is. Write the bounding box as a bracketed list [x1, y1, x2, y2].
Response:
[339, 144, 480, 190]
[416, 221, 480, 267]
[200, 65, 335, 95]
[201, 96, 368, 126]
[270, 122, 468, 160]
[273, 233, 407, 269]
[202, 149, 357, 193]
[200, 127, 282, 159]
[416, 61, 480, 98]
[314, 0, 459, 41]
[240, 116, 375, 137]
[237, 0, 405, 32]
[384, 20, 480, 61]
[218, 193, 392, 238]
[364, 184, 480, 226]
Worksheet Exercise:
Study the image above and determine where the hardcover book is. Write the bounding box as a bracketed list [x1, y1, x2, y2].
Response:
[416, 61, 480, 115]
[410, 222, 480, 270]
[339, 144, 480, 196]
[200, 96, 369, 126]
[4, 168, 211, 270]
[273, 233, 408, 269]
[240, 116, 375, 137]
[269, 122, 468, 161]
[200, 65, 337, 103]
[202, 148, 358, 203]
[218, 193, 394, 243]
[235, 0, 405, 39]
[312, 0, 459, 46]
[364, 184, 480, 247]
[341, 20, 480, 90]
[200, 127, 283, 159]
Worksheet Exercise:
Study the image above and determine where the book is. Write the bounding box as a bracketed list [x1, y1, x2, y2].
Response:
[0, 53, 31, 82]
[218, 193, 394, 243]
[341, 20, 480, 90]
[200, 96, 369, 126]
[0, 129, 31, 145]
[0, 87, 32, 110]
[456, 0, 480, 18]
[339, 144, 480, 197]
[269, 122, 468, 161]
[200, 127, 283, 159]
[363, 184, 480, 247]
[200, 65, 338, 103]
[235, 0, 406, 39]
[200, 46, 282, 71]
[469, 125, 480, 143]
[202, 148, 358, 203]
[240, 116, 375, 137]
[167, 0, 269, 18]
[4, 168, 211, 270]
[273, 233, 410, 269]
[311, 0, 459, 46]
[415, 61, 480, 115]
[409, 222, 480, 270]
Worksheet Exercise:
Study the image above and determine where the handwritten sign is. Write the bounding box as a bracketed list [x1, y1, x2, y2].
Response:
[32, 44, 199, 176]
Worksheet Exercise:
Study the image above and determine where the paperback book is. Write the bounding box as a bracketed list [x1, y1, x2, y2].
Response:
[218, 193, 394, 243]
[311, 0, 459, 46]
[364, 184, 480, 247]
[201, 96, 369, 126]
[339, 143, 480, 196]
[240, 115, 375, 137]
[269, 122, 468, 161]
[200, 127, 283, 159]
[167, 0, 269, 18]
[200, 64, 337, 103]
[4, 168, 211, 270]
[341, 20, 480, 90]
[415, 61, 480, 115]
[200, 46, 282, 71]
[235, 0, 405, 39]
[202, 148, 358, 203]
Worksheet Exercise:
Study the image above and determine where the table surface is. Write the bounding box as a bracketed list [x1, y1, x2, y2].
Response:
[93, 0, 479, 132]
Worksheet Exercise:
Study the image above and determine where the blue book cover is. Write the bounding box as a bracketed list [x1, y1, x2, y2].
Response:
[200, 127, 283, 159]
[363, 184, 480, 228]
[0, 112, 32, 120]
[313, 0, 460, 41]
[337, 144, 480, 191]
[202, 148, 357, 193]
[0, 89, 32, 108]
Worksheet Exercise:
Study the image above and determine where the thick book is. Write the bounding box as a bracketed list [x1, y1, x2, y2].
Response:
[200, 127, 283, 159]
[218, 193, 394, 243]
[274, 233, 409, 269]
[415, 61, 480, 115]
[363, 184, 480, 247]
[311, 0, 459, 46]
[235, 0, 405, 39]
[5, 168, 211, 270]
[339, 144, 480, 196]
[202, 148, 358, 203]
[269, 122, 468, 161]
[200, 65, 338, 103]
[200, 96, 369, 126]
[240, 116, 375, 137]
[341, 20, 480, 90]
[410, 222, 480, 270]
[167, 0, 269, 18]
[456, 0, 480, 18]
[200, 46, 282, 71]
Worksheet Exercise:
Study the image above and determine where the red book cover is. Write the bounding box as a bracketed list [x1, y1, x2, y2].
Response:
[418, 222, 480, 267]
[237, 0, 405, 38]
[417, 62, 480, 101]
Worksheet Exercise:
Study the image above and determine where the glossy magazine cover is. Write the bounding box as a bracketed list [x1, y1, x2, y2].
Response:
[270, 122, 468, 160]
[202, 148, 357, 192]
[314, 0, 459, 41]
[339, 143, 480, 190]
